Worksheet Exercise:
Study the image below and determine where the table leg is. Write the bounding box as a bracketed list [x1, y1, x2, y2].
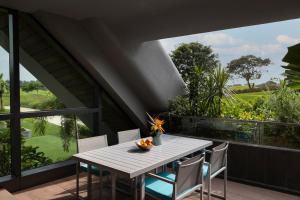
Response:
[134, 177, 138, 200]
[111, 172, 117, 200]
[139, 174, 145, 200]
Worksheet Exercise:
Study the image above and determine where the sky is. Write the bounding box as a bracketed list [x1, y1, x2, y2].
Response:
[160, 18, 300, 85]
[0, 47, 36, 81]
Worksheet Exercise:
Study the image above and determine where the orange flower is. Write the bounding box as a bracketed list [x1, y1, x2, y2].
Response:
[147, 112, 165, 133]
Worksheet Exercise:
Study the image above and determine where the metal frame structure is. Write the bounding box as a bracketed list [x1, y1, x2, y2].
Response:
[204, 142, 229, 200]
[146, 154, 205, 200]
[0, 8, 103, 192]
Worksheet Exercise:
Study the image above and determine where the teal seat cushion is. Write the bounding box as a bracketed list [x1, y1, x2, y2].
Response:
[80, 163, 110, 176]
[145, 172, 175, 200]
[202, 162, 209, 177]
[159, 172, 176, 181]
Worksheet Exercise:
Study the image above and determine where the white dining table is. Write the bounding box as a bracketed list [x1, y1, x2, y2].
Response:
[73, 134, 212, 200]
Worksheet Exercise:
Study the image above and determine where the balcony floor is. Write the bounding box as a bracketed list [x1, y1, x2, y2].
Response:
[13, 174, 299, 200]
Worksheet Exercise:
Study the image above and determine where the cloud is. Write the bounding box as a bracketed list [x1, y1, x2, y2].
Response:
[276, 35, 300, 45]
[198, 33, 241, 46]
[214, 43, 281, 56]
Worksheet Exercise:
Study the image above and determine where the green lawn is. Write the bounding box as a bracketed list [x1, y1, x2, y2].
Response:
[3, 90, 54, 109]
[22, 118, 76, 163]
[229, 85, 248, 90]
[22, 118, 61, 137]
[25, 135, 76, 162]
[1, 90, 75, 163]
[233, 91, 271, 103]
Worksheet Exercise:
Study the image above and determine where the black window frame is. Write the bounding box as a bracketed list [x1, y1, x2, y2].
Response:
[0, 8, 102, 191]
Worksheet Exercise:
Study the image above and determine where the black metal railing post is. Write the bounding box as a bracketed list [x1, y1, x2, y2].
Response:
[8, 9, 21, 178]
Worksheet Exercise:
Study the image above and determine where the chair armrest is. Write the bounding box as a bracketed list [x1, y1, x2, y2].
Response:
[146, 173, 175, 185]
[204, 149, 212, 154]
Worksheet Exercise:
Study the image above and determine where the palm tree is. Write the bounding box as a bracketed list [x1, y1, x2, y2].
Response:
[282, 43, 300, 88]
[0, 73, 8, 111]
[204, 66, 231, 117]
[212, 66, 231, 115]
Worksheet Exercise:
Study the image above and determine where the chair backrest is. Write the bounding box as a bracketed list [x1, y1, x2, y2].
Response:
[175, 154, 204, 196]
[209, 142, 229, 174]
[77, 135, 108, 153]
[117, 128, 140, 144]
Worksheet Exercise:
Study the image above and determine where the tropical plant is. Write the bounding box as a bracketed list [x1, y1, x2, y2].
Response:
[33, 117, 47, 136]
[0, 124, 52, 175]
[267, 81, 300, 123]
[227, 55, 271, 89]
[282, 43, 300, 89]
[168, 96, 191, 116]
[169, 66, 231, 118]
[209, 66, 231, 116]
[60, 115, 77, 152]
[0, 73, 8, 111]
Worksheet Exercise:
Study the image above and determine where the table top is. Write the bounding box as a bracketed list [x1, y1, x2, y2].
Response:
[73, 134, 212, 178]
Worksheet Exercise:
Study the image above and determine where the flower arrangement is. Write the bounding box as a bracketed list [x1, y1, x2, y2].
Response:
[146, 112, 165, 136]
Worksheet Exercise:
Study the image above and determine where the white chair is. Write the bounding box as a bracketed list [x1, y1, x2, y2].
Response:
[117, 128, 140, 143]
[75, 134, 109, 199]
[203, 142, 229, 200]
[116, 129, 141, 196]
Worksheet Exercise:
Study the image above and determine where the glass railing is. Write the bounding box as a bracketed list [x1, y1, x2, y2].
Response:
[163, 114, 300, 150]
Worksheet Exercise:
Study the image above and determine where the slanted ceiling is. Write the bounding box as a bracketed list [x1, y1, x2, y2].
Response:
[0, 0, 300, 41]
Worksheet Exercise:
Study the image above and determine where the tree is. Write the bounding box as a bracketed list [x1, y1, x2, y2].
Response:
[21, 81, 45, 94]
[227, 55, 271, 89]
[169, 66, 231, 117]
[170, 42, 220, 82]
[0, 73, 8, 111]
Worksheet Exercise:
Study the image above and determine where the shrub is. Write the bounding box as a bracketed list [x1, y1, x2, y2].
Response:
[0, 126, 52, 176]
[267, 82, 300, 122]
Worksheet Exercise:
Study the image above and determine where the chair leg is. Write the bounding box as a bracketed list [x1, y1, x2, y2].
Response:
[208, 178, 211, 200]
[224, 169, 227, 200]
[76, 162, 80, 199]
[200, 185, 203, 200]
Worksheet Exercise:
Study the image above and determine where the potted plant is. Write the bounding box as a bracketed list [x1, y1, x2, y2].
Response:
[21, 127, 32, 139]
[147, 113, 165, 146]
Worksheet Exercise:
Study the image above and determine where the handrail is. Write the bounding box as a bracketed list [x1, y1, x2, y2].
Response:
[163, 113, 300, 126]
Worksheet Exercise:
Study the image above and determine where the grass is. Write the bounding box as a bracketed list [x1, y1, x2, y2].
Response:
[2, 90, 75, 163]
[234, 91, 271, 102]
[22, 118, 76, 163]
[230, 85, 249, 90]
[3, 90, 54, 109]
[25, 135, 76, 162]
[22, 118, 61, 137]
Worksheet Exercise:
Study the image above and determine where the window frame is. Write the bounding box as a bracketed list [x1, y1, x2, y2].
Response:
[0, 8, 102, 191]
